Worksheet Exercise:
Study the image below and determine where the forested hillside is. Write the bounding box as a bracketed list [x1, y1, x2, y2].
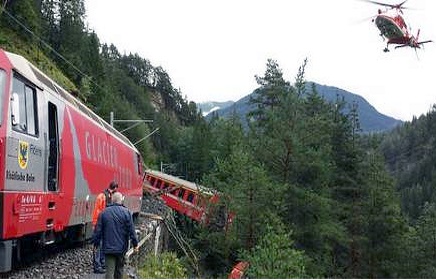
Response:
[194, 59, 413, 278]
[2, 1, 436, 278]
[0, 0, 200, 168]
[381, 109, 436, 221]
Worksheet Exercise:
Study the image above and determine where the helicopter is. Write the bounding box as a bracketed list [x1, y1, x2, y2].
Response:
[364, 0, 432, 52]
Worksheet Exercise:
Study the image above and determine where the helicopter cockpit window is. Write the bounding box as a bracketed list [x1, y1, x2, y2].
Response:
[11, 74, 39, 136]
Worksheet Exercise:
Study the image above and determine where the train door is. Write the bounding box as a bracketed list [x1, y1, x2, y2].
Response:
[38, 101, 62, 244]
[47, 102, 59, 192]
[43, 98, 63, 244]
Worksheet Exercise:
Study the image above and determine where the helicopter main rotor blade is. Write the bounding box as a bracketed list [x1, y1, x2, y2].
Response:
[353, 14, 377, 24]
[358, 0, 412, 10]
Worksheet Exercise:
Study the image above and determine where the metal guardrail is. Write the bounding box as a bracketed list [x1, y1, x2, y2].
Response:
[124, 212, 164, 278]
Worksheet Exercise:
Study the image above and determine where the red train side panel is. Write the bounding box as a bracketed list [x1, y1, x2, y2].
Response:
[0, 49, 144, 272]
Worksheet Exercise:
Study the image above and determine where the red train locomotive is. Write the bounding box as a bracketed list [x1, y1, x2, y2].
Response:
[144, 169, 233, 229]
[0, 49, 144, 272]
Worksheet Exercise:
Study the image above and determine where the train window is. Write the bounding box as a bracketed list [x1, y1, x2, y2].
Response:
[11, 74, 38, 136]
[25, 86, 37, 135]
[178, 189, 185, 199]
[157, 180, 163, 189]
[0, 70, 5, 125]
[149, 177, 156, 187]
[187, 192, 195, 203]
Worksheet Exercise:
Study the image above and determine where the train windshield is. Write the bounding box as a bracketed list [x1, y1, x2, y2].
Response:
[0, 69, 5, 125]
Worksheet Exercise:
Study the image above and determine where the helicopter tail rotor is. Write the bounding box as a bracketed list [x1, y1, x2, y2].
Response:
[416, 40, 433, 47]
[411, 29, 433, 48]
[395, 28, 432, 50]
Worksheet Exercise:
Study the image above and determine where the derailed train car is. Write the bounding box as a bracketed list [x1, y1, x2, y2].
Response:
[144, 169, 233, 230]
[0, 49, 144, 272]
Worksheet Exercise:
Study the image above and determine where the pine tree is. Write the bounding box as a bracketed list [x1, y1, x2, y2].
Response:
[248, 58, 290, 126]
[40, 0, 59, 50]
[241, 217, 309, 278]
[1, 0, 41, 41]
[360, 150, 410, 278]
[57, 0, 86, 84]
[414, 202, 436, 277]
[247, 59, 351, 277]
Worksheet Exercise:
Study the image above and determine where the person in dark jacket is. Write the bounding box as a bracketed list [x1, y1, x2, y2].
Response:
[91, 181, 118, 273]
[92, 192, 139, 279]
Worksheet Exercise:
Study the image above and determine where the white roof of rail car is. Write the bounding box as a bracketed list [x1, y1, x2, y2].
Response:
[5, 51, 137, 151]
[146, 169, 216, 196]
[6, 51, 43, 89]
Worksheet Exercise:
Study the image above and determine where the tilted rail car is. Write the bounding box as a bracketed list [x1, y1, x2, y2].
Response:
[144, 169, 233, 229]
[0, 49, 144, 272]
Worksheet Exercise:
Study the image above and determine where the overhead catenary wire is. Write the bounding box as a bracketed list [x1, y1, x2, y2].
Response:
[1, 6, 201, 275]
[2, 9, 199, 272]
[1, 5, 158, 144]
[0, 5, 105, 93]
[163, 212, 200, 277]
[0, 0, 8, 16]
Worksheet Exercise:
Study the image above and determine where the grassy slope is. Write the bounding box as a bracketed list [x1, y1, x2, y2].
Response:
[0, 28, 76, 91]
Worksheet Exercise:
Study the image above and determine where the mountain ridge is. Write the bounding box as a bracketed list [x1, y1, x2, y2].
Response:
[197, 100, 235, 116]
[198, 82, 402, 133]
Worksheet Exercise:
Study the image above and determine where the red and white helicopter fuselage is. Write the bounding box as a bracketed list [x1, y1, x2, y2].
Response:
[368, 1, 432, 52]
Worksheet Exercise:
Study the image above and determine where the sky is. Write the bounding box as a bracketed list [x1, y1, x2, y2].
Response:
[84, 0, 436, 121]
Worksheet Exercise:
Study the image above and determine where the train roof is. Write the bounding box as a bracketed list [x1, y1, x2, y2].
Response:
[4, 50, 138, 152]
[146, 169, 216, 196]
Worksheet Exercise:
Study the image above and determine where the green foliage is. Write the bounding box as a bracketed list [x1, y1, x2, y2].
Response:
[241, 220, 309, 278]
[247, 59, 354, 277]
[138, 252, 187, 279]
[184, 118, 213, 181]
[204, 146, 281, 249]
[1, 0, 198, 164]
[381, 107, 436, 222]
[4, 4, 433, 277]
[191, 228, 234, 278]
[1, 0, 40, 41]
[192, 117, 287, 277]
[413, 202, 436, 277]
[359, 150, 410, 278]
[249, 58, 291, 126]
[208, 115, 245, 161]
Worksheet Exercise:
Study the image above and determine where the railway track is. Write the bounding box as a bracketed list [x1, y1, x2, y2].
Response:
[1, 196, 170, 279]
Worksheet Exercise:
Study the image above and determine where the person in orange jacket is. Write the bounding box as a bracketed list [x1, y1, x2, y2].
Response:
[92, 191, 139, 279]
[91, 181, 118, 274]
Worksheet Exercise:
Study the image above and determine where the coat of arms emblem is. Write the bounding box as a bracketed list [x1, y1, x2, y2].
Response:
[18, 140, 29, 169]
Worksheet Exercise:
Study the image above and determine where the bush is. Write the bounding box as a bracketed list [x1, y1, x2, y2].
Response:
[138, 252, 187, 279]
